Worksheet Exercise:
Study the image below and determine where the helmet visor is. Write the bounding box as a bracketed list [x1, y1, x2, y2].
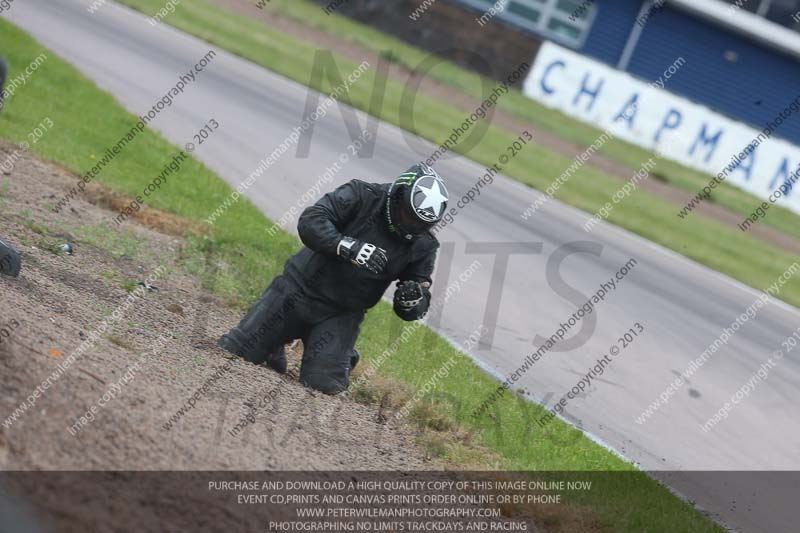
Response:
[395, 203, 431, 234]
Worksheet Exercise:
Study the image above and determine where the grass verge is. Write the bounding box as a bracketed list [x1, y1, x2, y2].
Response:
[0, 17, 720, 532]
[264, 0, 800, 243]
[114, 0, 800, 311]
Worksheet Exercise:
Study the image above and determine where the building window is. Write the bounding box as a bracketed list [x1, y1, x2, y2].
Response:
[455, 0, 597, 47]
[719, 0, 800, 32]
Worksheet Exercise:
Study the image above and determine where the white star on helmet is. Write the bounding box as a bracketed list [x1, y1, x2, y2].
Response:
[414, 178, 447, 220]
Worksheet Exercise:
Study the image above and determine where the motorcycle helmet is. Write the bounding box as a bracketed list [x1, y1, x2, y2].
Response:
[386, 164, 449, 240]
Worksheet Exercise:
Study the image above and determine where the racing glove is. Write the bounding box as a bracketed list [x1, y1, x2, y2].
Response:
[393, 280, 430, 321]
[337, 236, 388, 275]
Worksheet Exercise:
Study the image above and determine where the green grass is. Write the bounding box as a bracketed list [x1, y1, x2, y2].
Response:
[74, 226, 141, 260]
[263, 0, 800, 243]
[114, 0, 800, 312]
[0, 17, 720, 532]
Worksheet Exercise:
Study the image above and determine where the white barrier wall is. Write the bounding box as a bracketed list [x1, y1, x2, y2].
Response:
[522, 41, 800, 215]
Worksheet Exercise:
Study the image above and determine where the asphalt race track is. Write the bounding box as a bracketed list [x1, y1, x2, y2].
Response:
[6, 1, 800, 530]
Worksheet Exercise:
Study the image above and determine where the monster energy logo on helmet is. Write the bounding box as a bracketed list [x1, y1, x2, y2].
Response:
[386, 164, 449, 240]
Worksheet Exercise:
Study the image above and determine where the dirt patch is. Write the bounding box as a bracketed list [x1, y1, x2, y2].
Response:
[0, 138, 555, 533]
[209, 0, 800, 255]
[84, 183, 209, 237]
[0, 138, 438, 472]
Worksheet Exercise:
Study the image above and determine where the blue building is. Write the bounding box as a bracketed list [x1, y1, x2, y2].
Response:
[456, 0, 800, 144]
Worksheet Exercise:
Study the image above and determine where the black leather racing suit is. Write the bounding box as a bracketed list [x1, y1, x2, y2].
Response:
[221, 179, 439, 393]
